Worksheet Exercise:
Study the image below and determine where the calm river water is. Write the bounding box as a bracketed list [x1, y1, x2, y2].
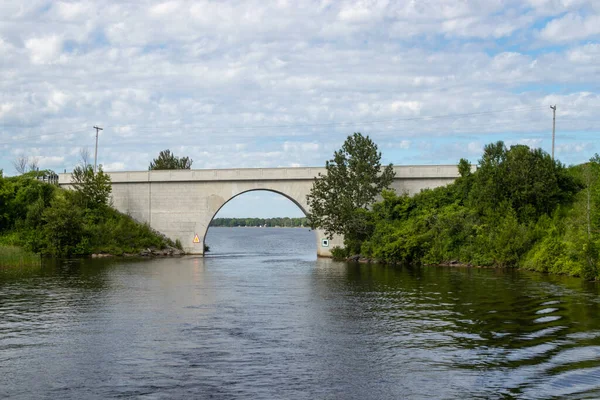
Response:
[1, 227, 600, 399]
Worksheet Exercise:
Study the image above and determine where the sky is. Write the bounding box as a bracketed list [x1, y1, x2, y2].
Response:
[1, 0, 599, 217]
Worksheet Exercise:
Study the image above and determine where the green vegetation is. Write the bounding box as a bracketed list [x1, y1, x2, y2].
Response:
[314, 137, 600, 280]
[149, 149, 193, 170]
[0, 245, 40, 268]
[210, 217, 308, 227]
[0, 166, 174, 260]
[307, 132, 395, 254]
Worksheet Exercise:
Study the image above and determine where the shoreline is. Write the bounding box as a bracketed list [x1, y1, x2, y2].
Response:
[342, 255, 597, 280]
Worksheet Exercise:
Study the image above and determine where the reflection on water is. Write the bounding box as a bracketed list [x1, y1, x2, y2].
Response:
[1, 227, 599, 399]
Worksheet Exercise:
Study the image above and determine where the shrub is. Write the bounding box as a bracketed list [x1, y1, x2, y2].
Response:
[330, 246, 348, 261]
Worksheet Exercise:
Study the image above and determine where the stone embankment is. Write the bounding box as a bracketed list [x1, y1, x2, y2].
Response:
[346, 255, 378, 263]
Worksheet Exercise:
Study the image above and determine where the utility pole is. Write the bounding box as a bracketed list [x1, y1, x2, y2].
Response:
[550, 105, 556, 160]
[93, 126, 103, 173]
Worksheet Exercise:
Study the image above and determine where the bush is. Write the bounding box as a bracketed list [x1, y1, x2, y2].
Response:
[330, 246, 348, 261]
[40, 195, 84, 257]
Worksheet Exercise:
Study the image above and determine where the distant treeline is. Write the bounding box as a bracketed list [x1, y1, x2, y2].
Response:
[210, 217, 308, 227]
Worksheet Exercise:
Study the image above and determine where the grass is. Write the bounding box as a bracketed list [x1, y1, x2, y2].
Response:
[0, 245, 41, 268]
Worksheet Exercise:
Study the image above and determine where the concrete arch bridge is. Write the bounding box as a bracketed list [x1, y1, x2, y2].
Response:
[58, 165, 459, 256]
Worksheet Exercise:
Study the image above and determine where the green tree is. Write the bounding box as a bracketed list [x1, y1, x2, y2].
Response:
[470, 141, 581, 222]
[149, 149, 193, 170]
[306, 132, 395, 251]
[40, 194, 84, 257]
[71, 165, 112, 209]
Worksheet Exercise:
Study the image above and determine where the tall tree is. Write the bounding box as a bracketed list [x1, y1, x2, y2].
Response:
[149, 149, 193, 170]
[306, 132, 395, 249]
[71, 165, 112, 209]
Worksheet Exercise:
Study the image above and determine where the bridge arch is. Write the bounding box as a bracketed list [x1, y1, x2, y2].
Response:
[190, 181, 315, 255]
[201, 188, 313, 249]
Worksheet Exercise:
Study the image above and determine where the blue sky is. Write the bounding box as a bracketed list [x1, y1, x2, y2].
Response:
[1, 0, 599, 217]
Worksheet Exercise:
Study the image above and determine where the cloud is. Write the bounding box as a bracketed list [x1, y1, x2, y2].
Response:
[338, 1, 385, 23]
[555, 142, 594, 154]
[25, 35, 64, 64]
[37, 156, 65, 167]
[466, 141, 482, 154]
[384, 140, 411, 149]
[102, 162, 126, 171]
[0, 103, 14, 118]
[149, 1, 181, 17]
[53, 2, 89, 20]
[539, 13, 600, 42]
[390, 101, 422, 114]
[567, 43, 600, 63]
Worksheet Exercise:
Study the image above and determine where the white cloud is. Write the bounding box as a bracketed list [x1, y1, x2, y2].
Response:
[37, 156, 65, 167]
[338, 1, 384, 23]
[467, 141, 482, 154]
[102, 162, 126, 171]
[567, 43, 600, 63]
[25, 35, 63, 64]
[390, 101, 422, 114]
[539, 13, 600, 42]
[0, 37, 12, 55]
[283, 142, 320, 152]
[46, 90, 69, 113]
[54, 2, 89, 20]
[384, 140, 411, 149]
[0, 103, 14, 118]
[150, 1, 180, 15]
[556, 142, 593, 153]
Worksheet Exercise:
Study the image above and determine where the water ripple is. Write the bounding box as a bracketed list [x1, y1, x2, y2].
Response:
[1, 228, 599, 399]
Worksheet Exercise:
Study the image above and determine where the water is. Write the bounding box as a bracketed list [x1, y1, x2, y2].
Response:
[1, 227, 600, 399]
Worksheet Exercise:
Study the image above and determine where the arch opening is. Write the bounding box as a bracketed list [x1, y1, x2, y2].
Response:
[203, 189, 317, 257]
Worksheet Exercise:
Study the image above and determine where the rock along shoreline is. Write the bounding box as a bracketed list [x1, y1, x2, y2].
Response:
[91, 245, 186, 259]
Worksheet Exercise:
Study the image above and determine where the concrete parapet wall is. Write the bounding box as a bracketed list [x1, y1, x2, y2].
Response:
[58, 165, 461, 185]
[58, 165, 460, 256]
